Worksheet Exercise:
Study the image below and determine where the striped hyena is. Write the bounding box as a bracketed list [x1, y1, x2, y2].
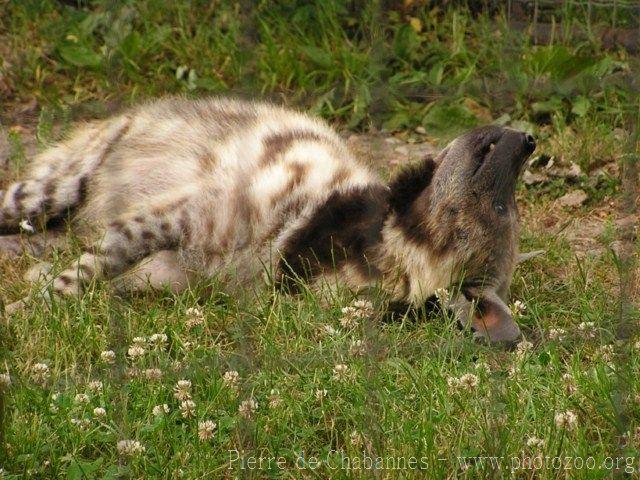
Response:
[0, 97, 536, 343]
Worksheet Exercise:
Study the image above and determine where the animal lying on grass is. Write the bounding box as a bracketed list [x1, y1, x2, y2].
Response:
[0, 97, 537, 343]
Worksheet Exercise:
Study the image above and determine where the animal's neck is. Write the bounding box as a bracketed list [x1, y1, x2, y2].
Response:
[368, 212, 460, 305]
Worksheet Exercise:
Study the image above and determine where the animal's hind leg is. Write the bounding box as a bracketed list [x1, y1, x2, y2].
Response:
[0, 230, 68, 258]
[0, 115, 130, 231]
[113, 250, 194, 294]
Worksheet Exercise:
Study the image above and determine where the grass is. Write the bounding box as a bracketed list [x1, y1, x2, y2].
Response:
[1, 0, 639, 478]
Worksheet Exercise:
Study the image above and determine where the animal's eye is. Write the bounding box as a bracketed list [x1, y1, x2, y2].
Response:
[494, 202, 506, 214]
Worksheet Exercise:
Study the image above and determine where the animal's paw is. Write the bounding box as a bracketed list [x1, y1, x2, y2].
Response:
[3, 297, 29, 317]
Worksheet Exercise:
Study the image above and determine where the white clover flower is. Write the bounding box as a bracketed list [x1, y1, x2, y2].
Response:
[315, 389, 328, 400]
[548, 328, 567, 341]
[127, 345, 146, 359]
[352, 299, 374, 314]
[198, 420, 217, 441]
[180, 400, 196, 418]
[459, 373, 479, 390]
[510, 300, 526, 317]
[0, 373, 11, 389]
[526, 436, 545, 449]
[70, 418, 91, 430]
[117, 439, 145, 457]
[475, 362, 491, 375]
[149, 333, 168, 347]
[74, 393, 90, 404]
[32, 363, 50, 384]
[447, 376, 461, 389]
[597, 344, 615, 362]
[322, 324, 340, 336]
[222, 370, 240, 388]
[87, 380, 103, 393]
[339, 307, 360, 329]
[562, 373, 577, 394]
[339, 299, 373, 328]
[100, 350, 116, 364]
[332, 363, 350, 381]
[174, 380, 192, 401]
[132, 336, 146, 346]
[577, 321, 596, 338]
[238, 398, 258, 419]
[152, 404, 170, 416]
[349, 339, 366, 356]
[186, 307, 204, 318]
[515, 340, 533, 356]
[268, 389, 282, 409]
[186, 307, 205, 328]
[434, 288, 450, 305]
[93, 407, 106, 417]
[144, 368, 163, 381]
[554, 410, 578, 431]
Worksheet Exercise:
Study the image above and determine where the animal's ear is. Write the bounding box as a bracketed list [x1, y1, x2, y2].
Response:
[388, 155, 436, 215]
[464, 289, 522, 344]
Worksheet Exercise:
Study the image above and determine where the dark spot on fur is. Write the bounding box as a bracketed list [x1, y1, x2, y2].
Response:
[178, 212, 192, 246]
[121, 227, 133, 240]
[134, 216, 145, 224]
[109, 220, 124, 230]
[44, 182, 56, 198]
[57, 275, 73, 286]
[78, 263, 94, 277]
[160, 222, 171, 232]
[141, 230, 155, 240]
[260, 130, 328, 167]
[198, 153, 217, 172]
[278, 185, 388, 289]
[388, 156, 436, 216]
[329, 167, 350, 188]
[77, 176, 89, 205]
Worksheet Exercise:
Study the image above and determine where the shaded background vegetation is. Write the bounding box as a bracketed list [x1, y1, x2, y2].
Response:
[1, 0, 638, 138]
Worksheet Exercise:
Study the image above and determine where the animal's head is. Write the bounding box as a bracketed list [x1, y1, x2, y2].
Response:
[388, 125, 536, 344]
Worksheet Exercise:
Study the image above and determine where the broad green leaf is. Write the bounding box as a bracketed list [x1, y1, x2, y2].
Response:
[299, 46, 333, 69]
[571, 96, 590, 117]
[58, 44, 102, 68]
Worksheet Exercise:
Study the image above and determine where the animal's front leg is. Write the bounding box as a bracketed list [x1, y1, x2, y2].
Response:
[52, 204, 195, 297]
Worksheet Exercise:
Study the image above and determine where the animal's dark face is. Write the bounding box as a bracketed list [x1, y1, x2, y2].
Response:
[433, 126, 536, 344]
[433, 126, 536, 228]
[388, 125, 536, 344]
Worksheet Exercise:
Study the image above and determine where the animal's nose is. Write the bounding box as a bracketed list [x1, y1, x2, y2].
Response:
[524, 133, 536, 153]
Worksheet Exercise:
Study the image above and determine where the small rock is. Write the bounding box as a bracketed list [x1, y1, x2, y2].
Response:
[558, 189, 588, 208]
[566, 162, 582, 179]
[384, 137, 399, 145]
[394, 145, 409, 155]
[415, 126, 427, 135]
[616, 215, 638, 229]
[522, 170, 548, 185]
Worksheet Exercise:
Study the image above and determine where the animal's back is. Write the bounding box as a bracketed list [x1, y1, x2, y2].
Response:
[15, 97, 379, 281]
